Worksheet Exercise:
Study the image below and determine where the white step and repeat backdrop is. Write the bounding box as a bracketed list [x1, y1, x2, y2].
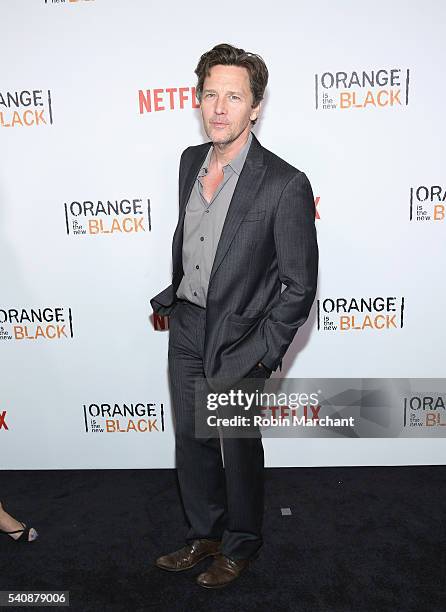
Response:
[1, 0, 445, 469]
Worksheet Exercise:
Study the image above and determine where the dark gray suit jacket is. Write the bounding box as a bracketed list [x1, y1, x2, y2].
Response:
[150, 132, 318, 391]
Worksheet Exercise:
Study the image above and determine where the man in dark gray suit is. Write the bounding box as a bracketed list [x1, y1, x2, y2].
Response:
[151, 43, 318, 588]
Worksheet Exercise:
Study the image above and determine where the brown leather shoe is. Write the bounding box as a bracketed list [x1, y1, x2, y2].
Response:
[196, 552, 256, 588]
[155, 539, 221, 572]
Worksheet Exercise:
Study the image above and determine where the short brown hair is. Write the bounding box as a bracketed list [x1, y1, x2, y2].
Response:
[194, 43, 268, 125]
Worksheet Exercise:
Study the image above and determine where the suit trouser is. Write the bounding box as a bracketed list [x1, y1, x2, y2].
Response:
[168, 298, 271, 560]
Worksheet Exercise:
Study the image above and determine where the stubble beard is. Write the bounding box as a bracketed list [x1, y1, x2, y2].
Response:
[205, 121, 248, 149]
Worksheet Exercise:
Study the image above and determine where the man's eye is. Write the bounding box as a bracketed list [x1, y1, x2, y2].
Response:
[205, 93, 215, 98]
[230, 95, 240, 101]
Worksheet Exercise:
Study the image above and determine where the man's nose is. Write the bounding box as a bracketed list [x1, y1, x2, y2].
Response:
[214, 96, 227, 115]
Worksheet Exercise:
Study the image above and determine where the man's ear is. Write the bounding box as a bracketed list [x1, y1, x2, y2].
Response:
[250, 100, 262, 122]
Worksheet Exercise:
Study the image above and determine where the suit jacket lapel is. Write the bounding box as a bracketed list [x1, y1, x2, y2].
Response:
[208, 133, 266, 285]
[172, 143, 211, 279]
[172, 133, 267, 285]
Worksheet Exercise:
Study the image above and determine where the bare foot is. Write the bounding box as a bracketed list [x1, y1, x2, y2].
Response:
[0, 505, 38, 542]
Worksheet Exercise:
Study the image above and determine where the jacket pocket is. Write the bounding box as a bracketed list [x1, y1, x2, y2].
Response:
[228, 312, 263, 324]
[242, 209, 266, 222]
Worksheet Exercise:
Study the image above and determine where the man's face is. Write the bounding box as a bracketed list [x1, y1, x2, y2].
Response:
[200, 64, 260, 146]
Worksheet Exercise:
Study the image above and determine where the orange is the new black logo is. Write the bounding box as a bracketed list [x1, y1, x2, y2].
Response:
[315, 68, 410, 111]
[83, 402, 166, 434]
[0, 90, 53, 128]
[64, 197, 151, 236]
[138, 87, 199, 114]
[317, 296, 405, 331]
[403, 395, 446, 428]
[410, 185, 445, 222]
[0, 307, 74, 341]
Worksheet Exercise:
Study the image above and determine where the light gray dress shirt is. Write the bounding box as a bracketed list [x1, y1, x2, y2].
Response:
[176, 131, 253, 308]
